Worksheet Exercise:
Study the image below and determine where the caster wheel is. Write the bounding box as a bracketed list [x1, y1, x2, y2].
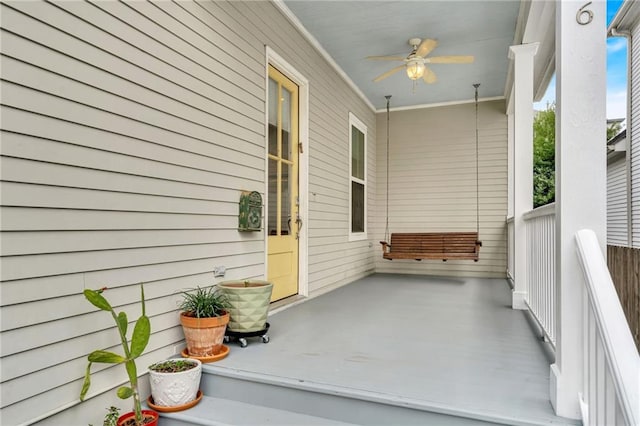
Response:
[224, 336, 230, 343]
[239, 338, 248, 348]
[262, 335, 270, 344]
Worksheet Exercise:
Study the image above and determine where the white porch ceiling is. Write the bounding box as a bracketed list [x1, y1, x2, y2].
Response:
[282, 1, 521, 111]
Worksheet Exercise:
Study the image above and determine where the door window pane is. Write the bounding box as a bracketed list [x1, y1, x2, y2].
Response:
[281, 87, 291, 160]
[268, 159, 278, 235]
[281, 163, 291, 235]
[269, 124, 278, 158]
[268, 78, 278, 156]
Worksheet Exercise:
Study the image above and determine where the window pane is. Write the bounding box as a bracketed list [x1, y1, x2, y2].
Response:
[268, 124, 278, 157]
[282, 129, 290, 162]
[281, 86, 291, 160]
[352, 126, 364, 180]
[268, 159, 278, 235]
[281, 163, 291, 235]
[268, 79, 278, 156]
[351, 181, 364, 233]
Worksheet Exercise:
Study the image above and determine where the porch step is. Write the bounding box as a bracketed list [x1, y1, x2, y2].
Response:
[155, 395, 359, 426]
[191, 365, 517, 426]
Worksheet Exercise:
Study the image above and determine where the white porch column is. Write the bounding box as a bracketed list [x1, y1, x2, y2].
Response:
[507, 111, 514, 220]
[507, 110, 515, 281]
[509, 42, 539, 310]
[552, 0, 607, 419]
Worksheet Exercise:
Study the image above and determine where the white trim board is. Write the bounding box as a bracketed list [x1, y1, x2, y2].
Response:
[348, 112, 368, 242]
[378, 96, 505, 114]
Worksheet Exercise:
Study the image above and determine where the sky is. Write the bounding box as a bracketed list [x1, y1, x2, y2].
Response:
[533, 0, 627, 121]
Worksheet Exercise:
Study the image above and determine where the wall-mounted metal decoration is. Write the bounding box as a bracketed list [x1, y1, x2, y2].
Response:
[238, 191, 263, 231]
[576, 2, 594, 25]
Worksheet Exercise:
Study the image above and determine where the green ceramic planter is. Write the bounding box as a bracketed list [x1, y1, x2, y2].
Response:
[217, 280, 273, 332]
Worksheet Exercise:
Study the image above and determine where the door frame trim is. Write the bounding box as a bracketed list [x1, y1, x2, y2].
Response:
[265, 47, 309, 298]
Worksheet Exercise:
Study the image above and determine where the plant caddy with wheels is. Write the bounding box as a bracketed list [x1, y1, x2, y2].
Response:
[217, 279, 273, 348]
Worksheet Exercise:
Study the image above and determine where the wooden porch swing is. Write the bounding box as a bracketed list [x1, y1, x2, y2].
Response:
[380, 86, 482, 262]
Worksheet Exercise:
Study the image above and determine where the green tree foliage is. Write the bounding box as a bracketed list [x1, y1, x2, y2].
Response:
[607, 120, 622, 141]
[532, 105, 619, 208]
[533, 104, 556, 208]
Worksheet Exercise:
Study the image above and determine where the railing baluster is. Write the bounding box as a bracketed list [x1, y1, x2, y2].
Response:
[507, 216, 515, 280]
[516, 216, 637, 425]
[588, 309, 597, 424]
[522, 203, 556, 345]
[605, 369, 616, 425]
[575, 229, 639, 426]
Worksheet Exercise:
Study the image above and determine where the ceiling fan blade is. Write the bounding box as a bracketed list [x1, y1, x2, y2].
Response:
[426, 55, 475, 64]
[423, 67, 437, 84]
[366, 55, 406, 61]
[416, 38, 438, 57]
[373, 65, 405, 82]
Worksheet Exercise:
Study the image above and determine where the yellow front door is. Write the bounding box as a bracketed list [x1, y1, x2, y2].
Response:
[267, 65, 299, 302]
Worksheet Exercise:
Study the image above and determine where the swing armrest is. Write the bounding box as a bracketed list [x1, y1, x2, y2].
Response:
[379, 241, 391, 253]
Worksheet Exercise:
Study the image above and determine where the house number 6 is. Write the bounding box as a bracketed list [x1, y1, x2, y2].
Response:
[576, 2, 594, 25]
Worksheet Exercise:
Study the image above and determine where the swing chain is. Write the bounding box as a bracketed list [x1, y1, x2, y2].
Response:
[474, 84, 480, 237]
[384, 95, 391, 243]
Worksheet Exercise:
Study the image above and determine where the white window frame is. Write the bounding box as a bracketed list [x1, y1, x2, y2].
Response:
[349, 112, 367, 241]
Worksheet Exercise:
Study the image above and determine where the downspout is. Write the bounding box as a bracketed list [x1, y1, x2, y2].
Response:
[610, 27, 632, 247]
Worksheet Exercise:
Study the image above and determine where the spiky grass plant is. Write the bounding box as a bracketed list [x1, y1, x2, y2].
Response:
[178, 286, 229, 318]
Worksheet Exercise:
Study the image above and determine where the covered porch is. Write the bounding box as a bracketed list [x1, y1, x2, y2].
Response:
[1, 1, 638, 425]
[180, 274, 576, 425]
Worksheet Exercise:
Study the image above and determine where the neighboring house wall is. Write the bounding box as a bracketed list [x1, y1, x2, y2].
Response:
[609, 0, 640, 247]
[374, 100, 508, 277]
[0, 1, 375, 424]
[607, 154, 629, 246]
[632, 22, 640, 248]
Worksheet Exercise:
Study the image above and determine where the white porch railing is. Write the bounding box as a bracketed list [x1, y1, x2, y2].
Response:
[522, 203, 556, 345]
[506, 216, 514, 283]
[575, 230, 640, 426]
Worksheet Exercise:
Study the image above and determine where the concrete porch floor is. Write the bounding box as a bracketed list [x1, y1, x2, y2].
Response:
[206, 274, 578, 425]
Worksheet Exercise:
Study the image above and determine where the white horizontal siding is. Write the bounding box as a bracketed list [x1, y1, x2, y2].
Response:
[607, 156, 628, 246]
[0, 1, 375, 424]
[374, 101, 507, 277]
[1, 241, 263, 282]
[1, 128, 261, 190]
[1, 156, 246, 202]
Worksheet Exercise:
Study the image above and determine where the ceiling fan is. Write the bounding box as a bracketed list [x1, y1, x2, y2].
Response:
[368, 38, 474, 85]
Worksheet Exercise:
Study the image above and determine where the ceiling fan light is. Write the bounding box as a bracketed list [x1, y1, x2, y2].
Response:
[406, 60, 425, 80]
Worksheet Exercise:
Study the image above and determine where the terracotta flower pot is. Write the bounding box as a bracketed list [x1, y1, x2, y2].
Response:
[217, 280, 273, 332]
[117, 409, 158, 426]
[180, 311, 229, 357]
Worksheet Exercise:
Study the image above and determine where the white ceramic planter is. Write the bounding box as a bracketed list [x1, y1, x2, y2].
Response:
[148, 358, 202, 407]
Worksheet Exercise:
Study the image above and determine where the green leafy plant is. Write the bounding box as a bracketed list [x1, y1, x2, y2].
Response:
[179, 286, 229, 318]
[533, 104, 555, 208]
[88, 406, 120, 426]
[80, 285, 150, 426]
[103, 406, 120, 426]
[148, 359, 198, 373]
[607, 120, 622, 141]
